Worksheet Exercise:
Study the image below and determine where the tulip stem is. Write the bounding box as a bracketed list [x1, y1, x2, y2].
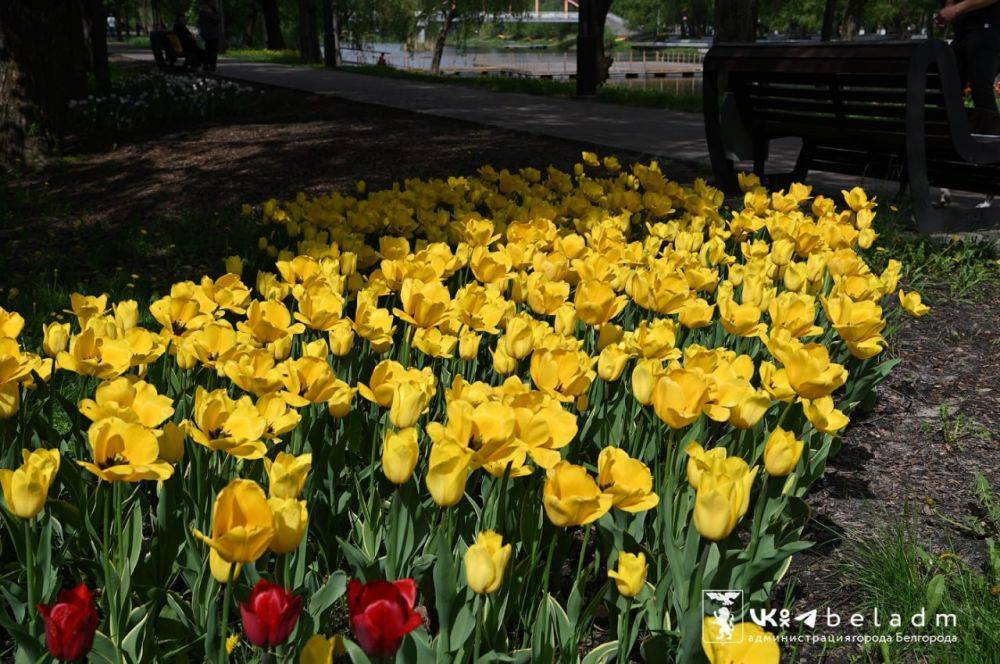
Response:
[575, 525, 592, 581]
[24, 519, 35, 633]
[219, 564, 236, 664]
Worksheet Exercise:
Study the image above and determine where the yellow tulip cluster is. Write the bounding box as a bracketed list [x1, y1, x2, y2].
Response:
[0, 154, 933, 662]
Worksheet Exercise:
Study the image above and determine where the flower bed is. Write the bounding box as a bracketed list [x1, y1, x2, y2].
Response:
[0, 155, 928, 663]
[67, 71, 260, 133]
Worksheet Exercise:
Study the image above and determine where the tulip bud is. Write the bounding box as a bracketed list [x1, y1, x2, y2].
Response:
[598, 345, 629, 382]
[42, 322, 71, 358]
[382, 427, 419, 485]
[37, 584, 99, 662]
[763, 427, 804, 477]
[348, 579, 422, 658]
[426, 442, 471, 507]
[224, 255, 244, 276]
[458, 330, 481, 361]
[492, 344, 518, 375]
[240, 580, 303, 648]
[268, 497, 309, 554]
[0, 448, 60, 519]
[630, 359, 660, 405]
[326, 321, 355, 359]
[608, 551, 647, 597]
[389, 381, 427, 429]
[553, 304, 577, 337]
[464, 530, 512, 594]
[158, 421, 186, 464]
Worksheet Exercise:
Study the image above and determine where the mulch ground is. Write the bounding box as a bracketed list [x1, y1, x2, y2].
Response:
[3, 71, 998, 661]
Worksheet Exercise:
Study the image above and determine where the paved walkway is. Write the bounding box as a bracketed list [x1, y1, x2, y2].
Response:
[119, 50, 714, 165]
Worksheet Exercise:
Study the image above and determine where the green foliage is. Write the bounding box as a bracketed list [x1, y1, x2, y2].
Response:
[842, 518, 1000, 664]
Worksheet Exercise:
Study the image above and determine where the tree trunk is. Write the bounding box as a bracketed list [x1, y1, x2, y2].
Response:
[430, 3, 456, 74]
[261, 0, 285, 49]
[841, 0, 867, 40]
[298, 0, 321, 62]
[322, 0, 340, 68]
[576, 0, 612, 97]
[0, 0, 88, 168]
[820, 0, 837, 41]
[85, 0, 112, 96]
[713, 0, 757, 43]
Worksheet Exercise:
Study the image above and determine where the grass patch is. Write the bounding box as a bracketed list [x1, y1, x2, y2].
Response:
[343, 64, 703, 112]
[864, 209, 1000, 300]
[225, 48, 323, 67]
[841, 498, 1000, 663]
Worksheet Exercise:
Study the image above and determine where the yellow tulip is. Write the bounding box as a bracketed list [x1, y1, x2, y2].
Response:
[899, 290, 930, 317]
[382, 428, 420, 485]
[209, 548, 242, 584]
[395, 278, 452, 328]
[542, 461, 612, 527]
[652, 369, 709, 429]
[78, 418, 173, 482]
[801, 396, 850, 433]
[0, 448, 60, 518]
[193, 479, 275, 564]
[684, 442, 726, 490]
[458, 330, 481, 361]
[597, 344, 630, 382]
[574, 279, 627, 327]
[763, 427, 804, 476]
[630, 359, 662, 405]
[426, 441, 472, 507]
[264, 452, 312, 498]
[702, 618, 780, 664]
[464, 530, 512, 594]
[608, 551, 647, 597]
[389, 380, 431, 429]
[770, 339, 847, 400]
[267, 497, 309, 554]
[159, 421, 186, 464]
[677, 298, 715, 329]
[597, 447, 659, 513]
[768, 292, 822, 338]
[693, 458, 757, 541]
[299, 634, 346, 663]
[78, 377, 174, 429]
[327, 319, 355, 356]
[42, 322, 71, 358]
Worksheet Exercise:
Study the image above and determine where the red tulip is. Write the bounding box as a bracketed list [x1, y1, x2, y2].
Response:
[347, 578, 422, 658]
[36, 583, 99, 662]
[239, 579, 303, 648]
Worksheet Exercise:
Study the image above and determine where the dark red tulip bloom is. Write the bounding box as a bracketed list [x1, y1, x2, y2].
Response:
[347, 578, 422, 658]
[239, 580, 303, 648]
[37, 583, 99, 662]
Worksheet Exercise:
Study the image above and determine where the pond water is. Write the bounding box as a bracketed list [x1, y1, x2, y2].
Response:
[342, 41, 704, 90]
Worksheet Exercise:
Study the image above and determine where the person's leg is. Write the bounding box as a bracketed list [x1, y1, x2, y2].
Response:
[966, 28, 1000, 116]
[205, 38, 218, 71]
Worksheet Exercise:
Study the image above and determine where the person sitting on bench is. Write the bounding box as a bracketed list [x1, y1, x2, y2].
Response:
[172, 14, 203, 69]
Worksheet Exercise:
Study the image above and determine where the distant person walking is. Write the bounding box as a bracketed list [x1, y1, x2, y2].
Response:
[198, 0, 221, 72]
[938, 0, 1000, 130]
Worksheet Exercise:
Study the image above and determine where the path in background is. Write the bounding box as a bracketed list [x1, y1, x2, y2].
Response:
[117, 48, 968, 206]
[118, 49, 714, 166]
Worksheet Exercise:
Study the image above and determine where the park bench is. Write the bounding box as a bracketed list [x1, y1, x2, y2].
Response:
[702, 39, 1000, 233]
